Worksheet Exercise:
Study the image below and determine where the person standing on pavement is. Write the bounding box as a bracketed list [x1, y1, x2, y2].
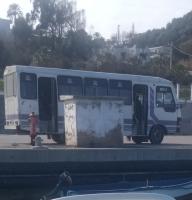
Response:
[134, 95, 143, 134]
[28, 112, 38, 146]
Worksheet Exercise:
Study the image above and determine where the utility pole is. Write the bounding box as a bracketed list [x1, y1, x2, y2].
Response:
[117, 25, 120, 44]
[169, 42, 173, 70]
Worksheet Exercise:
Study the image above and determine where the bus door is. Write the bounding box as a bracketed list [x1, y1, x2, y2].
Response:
[38, 77, 58, 133]
[133, 85, 148, 136]
[156, 86, 177, 134]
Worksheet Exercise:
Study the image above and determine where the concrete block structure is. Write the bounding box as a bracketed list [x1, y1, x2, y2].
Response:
[61, 96, 124, 147]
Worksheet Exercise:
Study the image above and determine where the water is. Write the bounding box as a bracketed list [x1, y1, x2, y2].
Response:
[1, 173, 192, 200]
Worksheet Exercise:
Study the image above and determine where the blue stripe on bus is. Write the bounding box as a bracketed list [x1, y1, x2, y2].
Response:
[6, 114, 64, 122]
[148, 120, 177, 126]
[124, 119, 176, 126]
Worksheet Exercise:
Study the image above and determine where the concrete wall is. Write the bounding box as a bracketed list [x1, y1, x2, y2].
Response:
[63, 97, 124, 147]
[64, 102, 77, 146]
[180, 102, 192, 135]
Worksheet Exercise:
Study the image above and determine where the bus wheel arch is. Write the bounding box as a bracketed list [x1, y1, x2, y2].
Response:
[132, 136, 143, 144]
[132, 136, 148, 144]
[149, 125, 166, 144]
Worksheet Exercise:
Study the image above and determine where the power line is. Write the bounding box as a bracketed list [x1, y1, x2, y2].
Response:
[169, 44, 192, 69]
[172, 45, 192, 57]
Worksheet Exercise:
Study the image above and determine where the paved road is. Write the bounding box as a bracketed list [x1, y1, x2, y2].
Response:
[126, 135, 192, 145]
[0, 134, 192, 148]
[0, 134, 56, 148]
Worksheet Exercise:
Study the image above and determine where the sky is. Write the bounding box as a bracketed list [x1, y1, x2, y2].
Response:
[1, 0, 192, 38]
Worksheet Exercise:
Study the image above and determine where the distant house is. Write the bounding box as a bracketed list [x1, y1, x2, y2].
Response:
[101, 44, 150, 64]
[149, 46, 171, 58]
[110, 45, 137, 60]
[101, 45, 137, 60]
[99, 44, 171, 64]
[0, 18, 11, 39]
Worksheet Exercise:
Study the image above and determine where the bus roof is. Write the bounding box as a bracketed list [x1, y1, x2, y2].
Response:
[4, 65, 172, 85]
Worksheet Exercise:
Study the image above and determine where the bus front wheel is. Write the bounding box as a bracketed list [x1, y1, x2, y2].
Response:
[52, 134, 65, 144]
[150, 126, 164, 145]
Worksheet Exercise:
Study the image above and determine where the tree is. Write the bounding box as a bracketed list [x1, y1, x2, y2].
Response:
[13, 17, 32, 44]
[29, 0, 88, 67]
[168, 64, 192, 85]
[0, 41, 11, 76]
[92, 32, 106, 51]
[63, 30, 92, 61]
[11, 17, 33, 65]
[31, 0, 86, 40]
[7, 3, 23, 24]
[134, 11, 192, 48]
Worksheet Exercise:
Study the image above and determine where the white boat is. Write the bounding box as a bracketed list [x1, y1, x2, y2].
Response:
[44, 177, 192, 200]
[52, 192, 175, 200]
[51, 180, 192, 200]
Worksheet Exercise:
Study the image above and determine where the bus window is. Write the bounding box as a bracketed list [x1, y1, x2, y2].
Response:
[156, 86, 176, 112]
[20, 73, 37, 99]
[109, 80, 132, 104]
[4, 73, 16, 97]
[58, 75, 83, 96]
[84, 78, 108, 96]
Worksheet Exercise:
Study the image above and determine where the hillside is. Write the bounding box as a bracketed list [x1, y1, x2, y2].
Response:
[134, 11, 192, 52]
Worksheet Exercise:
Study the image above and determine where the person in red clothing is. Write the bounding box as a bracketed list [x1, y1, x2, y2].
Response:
[28, 112, 38, 146]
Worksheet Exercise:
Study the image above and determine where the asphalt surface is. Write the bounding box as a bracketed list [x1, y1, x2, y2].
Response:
[0, 134, 192, 148]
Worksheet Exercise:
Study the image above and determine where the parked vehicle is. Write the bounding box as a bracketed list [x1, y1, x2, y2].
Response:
[4, 65, 180, 144]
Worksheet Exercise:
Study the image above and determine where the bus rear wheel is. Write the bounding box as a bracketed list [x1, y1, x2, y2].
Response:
[150, 126, 164, 145]
[52, 134, 65, 144]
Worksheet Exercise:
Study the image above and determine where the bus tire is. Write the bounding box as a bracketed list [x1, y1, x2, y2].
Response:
[52, 134, 65, 144]
[150, 126, 164, 145]
[132, 136, 143, 144]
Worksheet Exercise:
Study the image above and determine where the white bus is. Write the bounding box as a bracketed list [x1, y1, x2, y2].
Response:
[4, 65, 181, 144]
